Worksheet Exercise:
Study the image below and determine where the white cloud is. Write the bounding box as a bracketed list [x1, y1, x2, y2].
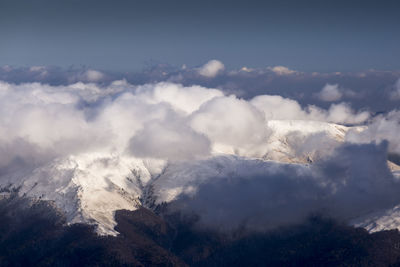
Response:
[135, 82, 223, 114]
[346, 110, 400, 154]
[0, 80, 371, 168]
[317, 83, 343, 102]
[190, 95, 271, 157]
[320, 103, 369, 125]
[128, 116, 211, 160]
[197, 60, 225, 77]
[0, 78, 388, 234]
[250, 94, 369, 125]
[269, 66, 298, 75]
[250, 95, 309, 120]
[240, 66, 253, 72]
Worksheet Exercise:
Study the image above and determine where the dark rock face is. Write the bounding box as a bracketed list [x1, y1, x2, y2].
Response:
[2, 194, 400, 266]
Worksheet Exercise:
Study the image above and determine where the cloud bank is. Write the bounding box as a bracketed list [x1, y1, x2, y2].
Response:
[0, 79, 372, 168]
[165, 142, 400, 232]
[0, 67, 400, 234]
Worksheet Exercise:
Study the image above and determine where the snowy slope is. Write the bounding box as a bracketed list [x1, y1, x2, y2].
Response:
[0, 153, 165, 235]
[263, 120, 366, 163]
[0, 119, 398, 235]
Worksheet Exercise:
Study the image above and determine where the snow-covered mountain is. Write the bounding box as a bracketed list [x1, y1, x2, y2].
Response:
[0, 79, 399, 235]
[1, 119, 399, 235]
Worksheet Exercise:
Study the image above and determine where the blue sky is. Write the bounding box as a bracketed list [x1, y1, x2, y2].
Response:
[1, 0, 399, 72]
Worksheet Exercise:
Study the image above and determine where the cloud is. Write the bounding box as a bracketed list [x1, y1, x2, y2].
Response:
[0, 82, 108, 167]
[190, 95, 271, 157]
[390, 78, 400, 100]
[197, 60, 225, 77]
[0, 79, 372, 170]
[285, 131, 342, 162]
[317, 83, 343, 102]
[268, 66, 298, 75]
[323, 103, 369, 124]
[83, 69, 105, 82]
[135, 82, 223, 114]
[250, 94, 369, 124]
[0, 76, 394, 234]
[1, 64, 399, 115]
[128, 115, 211, 161]
[165, 142, 400, 232]
[346, 110, 400, 154]
[250, 95, 309, 120]
[0, 66, 113, 86]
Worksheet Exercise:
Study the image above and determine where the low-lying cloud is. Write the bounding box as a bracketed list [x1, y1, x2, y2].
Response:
[347, 110, 400, 154]
[166, 142, 400, 232]
[0, 79, 373, 167]
[250, 94, 369, 124]
[0, 71, 400, 234]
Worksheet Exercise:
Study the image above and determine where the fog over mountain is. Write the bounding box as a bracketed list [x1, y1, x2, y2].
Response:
[0, 61, 400, 240]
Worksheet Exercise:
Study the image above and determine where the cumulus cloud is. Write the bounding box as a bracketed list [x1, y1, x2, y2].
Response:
[0, 75, 396, 235]
[128, 115, 211, 160]
[0, 82, 107, 168]
[3, 79, 375, 163]
[197, 60, 225, 77]
[134, 82, 223, 114]
[268, 66, 298, 75]
[190, 95, 271, 157]
[0, 79, 373, 169]
[323, 103, 370, 124]
[346, 110, 400, 154]
[250, 95, 308, 120]
[317, 83, 343, 102]
[250, 95, 369, 124]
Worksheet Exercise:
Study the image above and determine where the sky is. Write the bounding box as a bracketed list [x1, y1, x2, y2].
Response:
[1, 0, 400, 72]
